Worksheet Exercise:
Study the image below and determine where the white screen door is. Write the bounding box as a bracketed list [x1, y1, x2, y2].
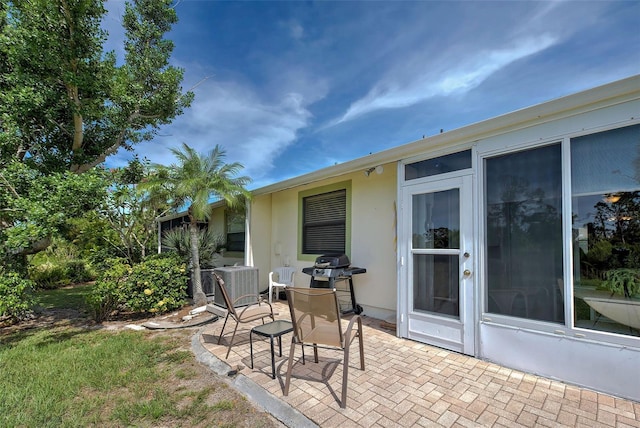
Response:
[400, 174, 474, 355]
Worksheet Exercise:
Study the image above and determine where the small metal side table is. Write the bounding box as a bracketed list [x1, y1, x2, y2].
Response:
[250, 320, 293, 379]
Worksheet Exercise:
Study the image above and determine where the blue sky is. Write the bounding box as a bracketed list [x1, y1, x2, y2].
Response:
[104, 0, 640, 190]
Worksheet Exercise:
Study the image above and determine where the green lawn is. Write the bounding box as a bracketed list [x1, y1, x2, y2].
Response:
[34, 283, 95, 311]
[0, 286, 275, 428]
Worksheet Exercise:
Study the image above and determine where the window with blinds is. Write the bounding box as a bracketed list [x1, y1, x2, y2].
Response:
[225, 210, 245, 252]
[302, 189, 346, 254]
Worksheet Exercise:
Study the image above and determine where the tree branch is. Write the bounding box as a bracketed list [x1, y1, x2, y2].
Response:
[70, 110, 142, 173]
[0, 171, 20, 198]
[60, 0, 84, 153]
[71, 140, 123, 173]
[47, 118, 74, 138]
[18, 236, 52, 256]
[187, 76, 211, 93]
[16, 144, 27, 162]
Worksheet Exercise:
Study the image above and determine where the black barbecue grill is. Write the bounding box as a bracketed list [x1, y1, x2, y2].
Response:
[302, 254, 366, 314]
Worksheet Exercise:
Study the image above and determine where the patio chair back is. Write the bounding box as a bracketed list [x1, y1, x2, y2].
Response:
[287, 287, 343, 347]
[215, 273, 239, 317]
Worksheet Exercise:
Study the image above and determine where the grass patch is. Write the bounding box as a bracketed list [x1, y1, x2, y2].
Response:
[2, 328, 177, 426]
[34, 283, 94, 311]
[1, 286, 276, 428]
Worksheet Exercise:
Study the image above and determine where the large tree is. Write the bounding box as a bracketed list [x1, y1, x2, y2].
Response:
[0, 162, 108, 269]
[0, 0, 193, 261]
[0, 0, 193, 173]
[141, 144, 251, 307]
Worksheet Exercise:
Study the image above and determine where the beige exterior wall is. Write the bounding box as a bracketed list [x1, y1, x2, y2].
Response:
[207, 206, 226, 236]
[249, 162, 398, 319]
[248, 193, 273, 291]
[348, 163, 397, 319]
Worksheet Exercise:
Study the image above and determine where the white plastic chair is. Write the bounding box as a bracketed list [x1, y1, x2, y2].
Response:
[268, 267, 296, 303]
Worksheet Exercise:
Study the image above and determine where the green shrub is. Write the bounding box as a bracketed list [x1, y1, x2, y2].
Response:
[28, 259, 93, 289]
[27, 238, 95, 289]
[0, 270, 35, 322]
[161, 227, 224, 268]
[601, 268, 640, 298]
[29, 262, 70, 289]
[87, 255, 188, 321]
[120, 254, 189, 314]
[87, 246, 122, 272]
[86, 258, 130, 322]
[64, 259, 93, 284]
[586, 239, 613, 267]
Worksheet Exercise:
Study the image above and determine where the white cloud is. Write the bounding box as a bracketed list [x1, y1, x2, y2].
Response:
[132, 79, 313, 183]
[333, 34, 558, 125]
[288, 20, 304, 40]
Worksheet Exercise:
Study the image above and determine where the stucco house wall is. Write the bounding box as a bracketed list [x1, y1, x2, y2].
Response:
[246, 193, 272, 288]
[249, 164, 398, 319]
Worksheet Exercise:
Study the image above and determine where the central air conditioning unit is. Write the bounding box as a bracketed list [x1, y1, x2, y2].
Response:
[187, 269, 216, 299]
[213, 266, 259, 308]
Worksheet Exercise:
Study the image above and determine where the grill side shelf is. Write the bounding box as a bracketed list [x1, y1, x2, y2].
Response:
[344, 267, 366, 275]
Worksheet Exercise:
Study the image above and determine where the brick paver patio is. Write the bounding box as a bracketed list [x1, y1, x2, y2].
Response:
[199, 301, 640, 427]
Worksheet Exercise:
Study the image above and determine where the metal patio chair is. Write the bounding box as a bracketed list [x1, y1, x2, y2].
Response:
[214, 273, 274, 359]
[283, 287, 364, 408]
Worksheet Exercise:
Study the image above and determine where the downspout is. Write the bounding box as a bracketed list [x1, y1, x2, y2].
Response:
[244, 202, 253, 266]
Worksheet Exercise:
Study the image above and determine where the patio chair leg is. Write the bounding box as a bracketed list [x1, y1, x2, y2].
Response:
[358, 322, 365, 370]
[217, 314, 230, 345]
[341, 346, 350, 408]
[225, 322, 240, 359]
[283, 340, 297, 396]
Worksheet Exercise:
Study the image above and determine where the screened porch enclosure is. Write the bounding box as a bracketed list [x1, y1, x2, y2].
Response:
[485, 143, 564, 324]
[571, 124, 640, 336]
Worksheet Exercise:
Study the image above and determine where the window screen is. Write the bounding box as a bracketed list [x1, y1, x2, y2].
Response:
[303, 189, 346, 254]
[485, 143, 564, 323]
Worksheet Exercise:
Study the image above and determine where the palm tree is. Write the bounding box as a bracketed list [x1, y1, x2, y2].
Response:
[142, 143, 251, 306]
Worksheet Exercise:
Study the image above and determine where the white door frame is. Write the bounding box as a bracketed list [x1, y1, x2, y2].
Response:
[398, 173, 475, 355]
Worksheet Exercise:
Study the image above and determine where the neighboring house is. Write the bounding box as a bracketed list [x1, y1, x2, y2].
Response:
[162, 75, 640, 401]
[157, 202, 246, 267]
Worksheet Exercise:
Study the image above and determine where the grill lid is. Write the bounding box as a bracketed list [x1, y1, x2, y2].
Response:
[314, 253, 350, 268]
